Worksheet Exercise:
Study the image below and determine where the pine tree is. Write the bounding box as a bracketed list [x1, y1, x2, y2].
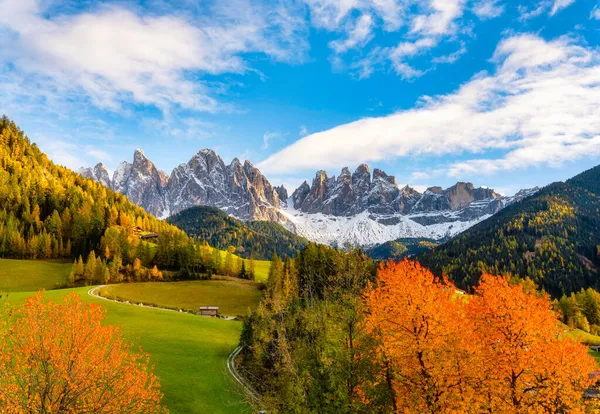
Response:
[239, 260, 247, 279]
[75, 256, 84, 280]
[84, 251, 97, 284]
[133, 258, 142, 282]
[248, 255, 256, 280]
[224, 246, 234, 276]
[103, 266, 110, 285]
[68, 269, 75, 288]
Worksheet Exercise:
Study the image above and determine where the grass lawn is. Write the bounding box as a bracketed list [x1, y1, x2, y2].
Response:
[0, 258, 71, 291]
[98, 277, 263, 317]
[250, 259, 270, 283]
[563, 328, 600, 346]
[5, 288, 250, 414]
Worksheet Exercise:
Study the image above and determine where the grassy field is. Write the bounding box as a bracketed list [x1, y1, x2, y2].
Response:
[250, 259, 270, 282]
[563, 328, 600, 346]
[98, 277, 263, 317]
[0, 258, 71, 291]
[6, 287, 250, 414]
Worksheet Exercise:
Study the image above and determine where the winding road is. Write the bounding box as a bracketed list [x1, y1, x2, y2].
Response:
[87, 285, 263, 409]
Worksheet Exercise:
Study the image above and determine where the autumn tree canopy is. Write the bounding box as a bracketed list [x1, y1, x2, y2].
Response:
[362, 260, 596, 413]
[0, 293, 166, 413]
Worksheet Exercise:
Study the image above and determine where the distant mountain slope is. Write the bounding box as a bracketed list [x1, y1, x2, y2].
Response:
[366, 238, 442, 261]
[83, 150, 536, 248]
[420, 165, 600, 297]
[167, 205, 308, 260]
[283, 166, 538, 246]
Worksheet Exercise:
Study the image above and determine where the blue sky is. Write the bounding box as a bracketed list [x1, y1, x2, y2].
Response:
[0, 0, 599, 195]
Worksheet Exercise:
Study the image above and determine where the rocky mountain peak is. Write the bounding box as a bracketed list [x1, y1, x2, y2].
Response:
[373, 168, 396, 185]
[275, 185, 289, 207]
[79, 163, 112, 189]
[339, 167, 352, 179]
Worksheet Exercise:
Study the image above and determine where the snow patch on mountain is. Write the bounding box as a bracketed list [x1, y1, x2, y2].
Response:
[281, 204, 491, 247]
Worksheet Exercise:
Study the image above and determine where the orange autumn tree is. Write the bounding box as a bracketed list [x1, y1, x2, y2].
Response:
[468, 274, 596, 413]
[362, 260, 596, 413]
[362, 260, 477, 413]
[0, 293, 167, 413]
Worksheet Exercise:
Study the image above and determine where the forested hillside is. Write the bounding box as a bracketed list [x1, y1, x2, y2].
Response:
[0, 117, 219, 282]
[168, 205, 309, 259]
[421, 165, 600, 296]
[366, 237, 441, 260]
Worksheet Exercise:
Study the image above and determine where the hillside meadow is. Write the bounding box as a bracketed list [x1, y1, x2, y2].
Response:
[0, 258, 71, 291]
[0, 259, 256, 413]
[4, 287, 250, 413]
[98, 277, 263, 317]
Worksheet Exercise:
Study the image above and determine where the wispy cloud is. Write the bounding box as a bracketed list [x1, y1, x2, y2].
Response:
[473, 0, 505, 19]
[258, 35, 600, 179]
[550, 0, 576, 16]
[592, 3, 600, 19]
[263, 131, 283, 149]
[518, 0, 576, 20]
[0, 0, 310, 115]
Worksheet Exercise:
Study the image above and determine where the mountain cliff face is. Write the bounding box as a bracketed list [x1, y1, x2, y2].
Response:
[110, 149, 169, 218]
[79, 163, 112, 188]
[81, 149, 537, 247]
[82, 149, 284, 221]
[166, 149, 283, 220]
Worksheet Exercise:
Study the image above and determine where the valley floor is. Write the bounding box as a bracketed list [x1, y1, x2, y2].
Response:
[0, 261, 257, 413]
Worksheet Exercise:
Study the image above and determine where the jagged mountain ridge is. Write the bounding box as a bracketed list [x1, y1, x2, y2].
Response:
[80, 149, 537, 247]
[80, 148, 284, 222]
[283, 164, 538, 246]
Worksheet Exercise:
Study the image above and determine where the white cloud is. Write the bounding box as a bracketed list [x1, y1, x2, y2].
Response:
[329, 13, 374, 53]
[0, 0, 309, 114]
[258, 35, 600, 179]
[304, 0, 360, 30]
[592, 3, 600, 19]
[432, 43, 467, 64]
[519, 0, 576, 20]
[410, 0, 466, 37]
[550, 0, 576, 15]
[306, 0, 471, 79]
[299, 125, 309, 136]
[473, 0, 505, 19]
[263, 131, 282, 149]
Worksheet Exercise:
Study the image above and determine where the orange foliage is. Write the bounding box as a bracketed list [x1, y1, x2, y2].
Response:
[468, 274, 596, 413]
[362, 260, 596, 413]
[0, 293, 167, 413]
[363, 260, 477, 413]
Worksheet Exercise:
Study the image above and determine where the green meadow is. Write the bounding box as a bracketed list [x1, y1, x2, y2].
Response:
[1, 259, 253, 413]
[5, 288, 250, 414]
[0, 258, 71, 291]
[99, 277, 263, 317]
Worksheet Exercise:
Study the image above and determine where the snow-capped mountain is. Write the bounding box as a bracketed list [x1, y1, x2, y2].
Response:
[81, 149, 284, 221]
[165, 149, 284, 221]
[283, 165, 538, 246]
[111, 149, 170, 218]
[79, 163, 112, 189]
[80, 149, 537, 247]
